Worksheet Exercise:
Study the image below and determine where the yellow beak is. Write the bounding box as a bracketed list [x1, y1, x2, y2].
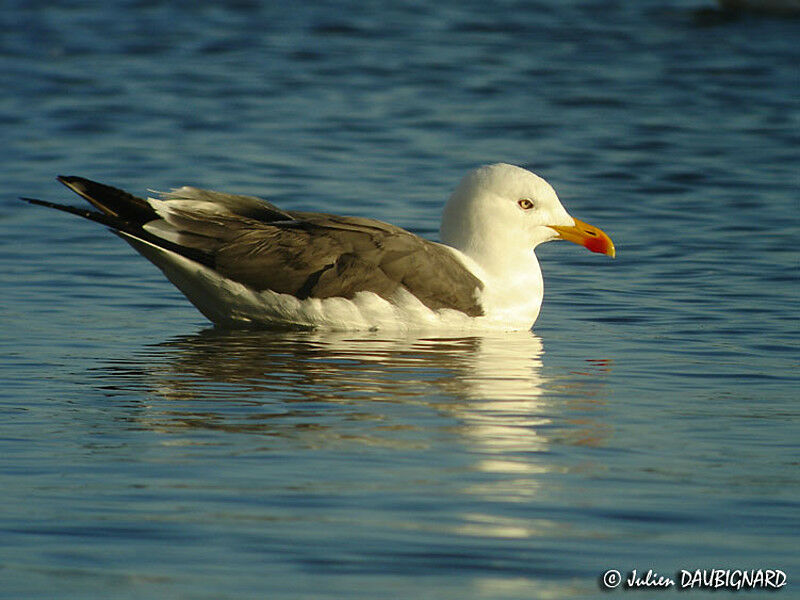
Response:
[550, 218, 616, 258]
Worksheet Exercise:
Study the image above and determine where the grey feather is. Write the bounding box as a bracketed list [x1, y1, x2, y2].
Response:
[160, 187, 294, 222]
[213, 213, 484, 316]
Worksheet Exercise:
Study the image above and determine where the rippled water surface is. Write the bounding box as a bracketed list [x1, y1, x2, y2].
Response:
[1, 1, 798, 598]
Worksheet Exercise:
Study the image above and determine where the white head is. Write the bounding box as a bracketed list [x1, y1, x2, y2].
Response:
[440, 163, 615, 274]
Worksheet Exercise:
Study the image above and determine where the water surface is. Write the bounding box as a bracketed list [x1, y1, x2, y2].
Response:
[1, 1, 797, 598]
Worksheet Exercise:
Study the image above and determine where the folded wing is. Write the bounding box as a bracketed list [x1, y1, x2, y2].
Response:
[29, 177, 485, 317]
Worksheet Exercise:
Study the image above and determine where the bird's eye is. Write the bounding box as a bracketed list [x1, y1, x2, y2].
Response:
[518, 198, 534, 210]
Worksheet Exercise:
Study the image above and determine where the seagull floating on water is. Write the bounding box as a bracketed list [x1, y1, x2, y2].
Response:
[23, 163, 615, 330]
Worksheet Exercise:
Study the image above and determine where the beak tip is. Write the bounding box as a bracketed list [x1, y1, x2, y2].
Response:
[551, 218, 616, 259]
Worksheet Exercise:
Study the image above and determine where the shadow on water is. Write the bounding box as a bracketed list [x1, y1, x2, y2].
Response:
[86, 328, 613, 457]
[693, 0, 800, 24]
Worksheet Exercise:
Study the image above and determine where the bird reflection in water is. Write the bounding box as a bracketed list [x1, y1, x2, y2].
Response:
[92, 329, 613, 460]
[89, 329, 614, 546]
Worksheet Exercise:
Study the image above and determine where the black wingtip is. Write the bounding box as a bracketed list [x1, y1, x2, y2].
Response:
[21, 196, 52, 207]
[57, 175, 87, 190]
[54, 175, 157, 223]
[56, 175, 90, 200]
[21, 196, 102, 220]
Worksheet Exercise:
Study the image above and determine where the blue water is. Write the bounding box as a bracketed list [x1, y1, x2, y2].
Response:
[1, 1, 798, 598]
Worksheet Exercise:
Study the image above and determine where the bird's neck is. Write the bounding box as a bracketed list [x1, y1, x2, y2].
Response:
[445, 226, 536, 278]
[445, 236, 545, 327]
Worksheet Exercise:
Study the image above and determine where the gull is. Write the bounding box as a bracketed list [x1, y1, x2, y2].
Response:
[23, 163, 615, 330]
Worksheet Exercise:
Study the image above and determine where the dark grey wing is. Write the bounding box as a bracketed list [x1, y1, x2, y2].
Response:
[25, 177, 485, 317]
[212, 213, 485, 316]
